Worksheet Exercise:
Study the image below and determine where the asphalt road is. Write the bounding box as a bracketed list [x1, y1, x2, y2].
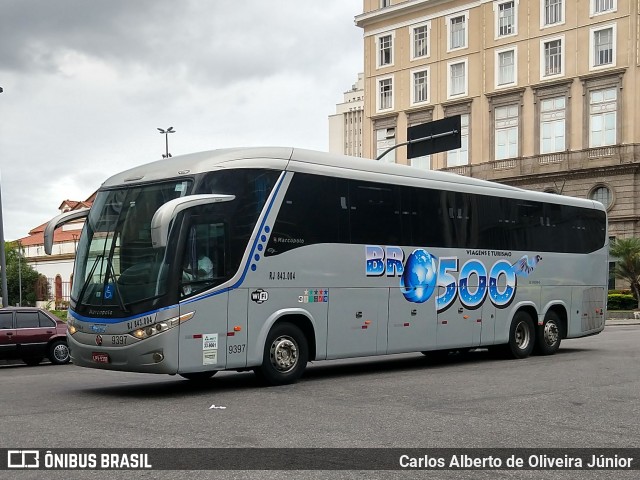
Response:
[1, 325, 639, 480]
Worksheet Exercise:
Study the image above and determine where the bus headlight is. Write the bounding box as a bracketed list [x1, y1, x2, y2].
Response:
[129, 312, 193, 340]
[67, 317, 77, 335]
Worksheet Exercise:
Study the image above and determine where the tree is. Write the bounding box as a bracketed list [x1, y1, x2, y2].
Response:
[609, 237, 640, 309]
[4, 241, 48, 307]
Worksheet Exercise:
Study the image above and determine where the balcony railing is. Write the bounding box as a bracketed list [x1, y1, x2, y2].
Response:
[439, 144, 638, 181]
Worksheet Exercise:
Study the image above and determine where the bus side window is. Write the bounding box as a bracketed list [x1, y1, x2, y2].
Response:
[349, 180, 402, 245]
[181, 223, 226, 297]
[266, 174, 348, 256]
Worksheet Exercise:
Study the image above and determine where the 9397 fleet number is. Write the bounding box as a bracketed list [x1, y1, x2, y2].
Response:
[111, 335, 128, 345]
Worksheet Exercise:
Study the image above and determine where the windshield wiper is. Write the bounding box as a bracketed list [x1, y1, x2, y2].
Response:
[105, 256, 129, 313]
[75, 254, 104, 305]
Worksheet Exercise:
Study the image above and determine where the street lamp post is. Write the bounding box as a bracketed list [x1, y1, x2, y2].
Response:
[17, 241, 22, 307]
[0, 86, 8, 307]
[157, 127, 175, 158]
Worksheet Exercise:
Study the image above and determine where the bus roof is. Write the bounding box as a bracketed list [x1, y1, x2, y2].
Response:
[101, 147, 605, 212]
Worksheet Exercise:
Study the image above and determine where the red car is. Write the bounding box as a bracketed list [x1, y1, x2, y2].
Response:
[0, 307, 70, 366]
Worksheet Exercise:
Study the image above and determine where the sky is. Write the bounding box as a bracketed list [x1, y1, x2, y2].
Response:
[0, 0, 363, 240]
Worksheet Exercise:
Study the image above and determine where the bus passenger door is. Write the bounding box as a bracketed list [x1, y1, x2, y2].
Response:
[178, 293, 229, 372]
[178, 222, 230, 373]
[326, 288, 387, 359]
[387, 288, 437, 354]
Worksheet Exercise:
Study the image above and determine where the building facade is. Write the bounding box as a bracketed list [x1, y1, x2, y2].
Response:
[355, 0, 640, 243]
[19, 197, 94, 305]
[329, 73, 365, 157]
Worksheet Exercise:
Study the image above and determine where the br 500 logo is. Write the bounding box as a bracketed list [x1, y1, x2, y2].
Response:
[365, 245, 524, 312]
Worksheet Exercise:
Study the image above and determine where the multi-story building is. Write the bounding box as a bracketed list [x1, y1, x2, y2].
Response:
[355, 0, 640, 244]
[329, 73, 365, 157]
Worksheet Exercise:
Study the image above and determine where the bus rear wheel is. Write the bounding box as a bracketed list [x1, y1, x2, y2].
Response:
[504, 311, 535, 359]
[255, 322, 308, 386]
[534, 311, 562, 356]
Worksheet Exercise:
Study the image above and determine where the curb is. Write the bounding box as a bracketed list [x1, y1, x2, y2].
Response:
[605, 320, 640, 326]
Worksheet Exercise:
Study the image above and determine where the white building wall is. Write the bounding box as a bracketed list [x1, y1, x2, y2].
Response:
[329, 73, 365, 157]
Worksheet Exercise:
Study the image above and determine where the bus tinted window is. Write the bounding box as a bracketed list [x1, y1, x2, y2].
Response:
[349, 181, 402, 245]
[399, 185, 441, 247]
[266, 174, 348, 255]
[195, 169, 280, 282]
[267, 172, 606, 255]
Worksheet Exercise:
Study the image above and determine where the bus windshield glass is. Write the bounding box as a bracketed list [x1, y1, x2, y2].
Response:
[71, 180, 191, 312]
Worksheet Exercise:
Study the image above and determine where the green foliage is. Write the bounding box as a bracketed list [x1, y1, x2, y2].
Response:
[51, 310, 68, 321]
[607, 293, 637, 311]
[609, 237, 640, 309]
[608, 289, 632, 295]
[4, 241, 48, 307]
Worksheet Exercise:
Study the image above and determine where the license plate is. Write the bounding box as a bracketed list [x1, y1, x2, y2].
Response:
[92, 352, 110, 363]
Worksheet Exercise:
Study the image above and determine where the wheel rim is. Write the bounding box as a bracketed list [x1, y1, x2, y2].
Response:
[269, 335, 298, 373]
[514, 321, 531, 350]
[544, 320, 559, 347]
[53, 344, 69, 362]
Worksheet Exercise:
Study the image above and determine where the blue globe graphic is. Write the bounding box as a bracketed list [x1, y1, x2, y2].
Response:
[400, 249, 437, 303]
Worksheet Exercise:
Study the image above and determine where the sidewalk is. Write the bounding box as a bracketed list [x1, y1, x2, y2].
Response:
[606, 311, 640, 326]
[606, 317, 640, 326]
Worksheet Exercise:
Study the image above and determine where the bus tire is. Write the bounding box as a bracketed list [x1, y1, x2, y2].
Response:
[180, 371, 217, 381]
[255, 322, 308, 386]
[504, 311, 535, 359]
[534, 311, 562, 356]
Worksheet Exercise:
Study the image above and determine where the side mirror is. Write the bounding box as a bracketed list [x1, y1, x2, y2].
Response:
[150, 194, 235, 248]
[44, 209, 89, 255]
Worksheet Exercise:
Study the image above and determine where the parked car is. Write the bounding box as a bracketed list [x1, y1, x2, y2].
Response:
[0, 307, 70, 366]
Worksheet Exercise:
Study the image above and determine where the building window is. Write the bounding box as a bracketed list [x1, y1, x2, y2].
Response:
[589, 87, 617, 147]
[377, 33, 394, 68]
[591, 25, 615, 68]
[447, 12, 468, 51]
[589, 185, 612, 209]
[55, 275, 63, 301]
[376, 127, 396, 163]
[377, 77, 393, 112]
[540, 97, 566, 153]
[410, 156, 431, 170]
[411, 23, 430, 59]
[407, 108, 433, 169]
[497, 48, 516, 86]
[448, 60, 467, 98]
[447, 113, 470, 167]
[495, 105, 519, 160]
[592, 0, 615, 15]
[496, 0, 516, 37]
[533, 79, 571, 155]
[411, 68, 430, 105]
[542, 0, 563, 27]
[380, 0, 391, 8]
[542, 37, 563, 78]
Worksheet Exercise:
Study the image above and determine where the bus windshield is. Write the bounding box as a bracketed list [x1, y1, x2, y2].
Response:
[71, 180, 191, 313]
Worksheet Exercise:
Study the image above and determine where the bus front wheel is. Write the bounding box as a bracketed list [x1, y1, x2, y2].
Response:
[255, 322, 308, 386]
[504, 311, 535, 359]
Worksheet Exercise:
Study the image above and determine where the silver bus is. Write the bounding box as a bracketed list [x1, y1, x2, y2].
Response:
[45, 147, 608, 385]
